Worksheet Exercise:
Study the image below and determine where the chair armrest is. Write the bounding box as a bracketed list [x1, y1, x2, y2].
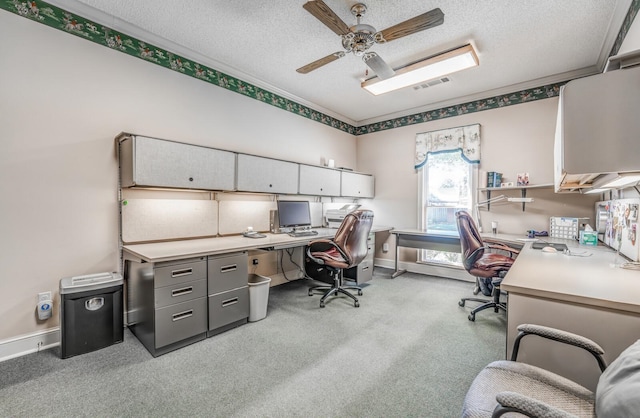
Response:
[307, 239, 335, 252]
[483, 239, 520, 256]
[492, 391, 579, 418]
[306, 239, 349, 264]
[512, 324, 607, 372]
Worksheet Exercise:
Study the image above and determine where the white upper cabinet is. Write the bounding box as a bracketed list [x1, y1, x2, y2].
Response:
[119, 135, 236, 191]
[298, 165, 341, 196]
[236, 154, 299, 194]
[341, 172, 374, 198]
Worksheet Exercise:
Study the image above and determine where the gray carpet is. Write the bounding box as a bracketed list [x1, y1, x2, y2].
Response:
[0, 268, 505, 418]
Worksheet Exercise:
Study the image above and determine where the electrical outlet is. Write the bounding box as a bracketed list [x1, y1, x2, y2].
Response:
[252, 259, 259, 265]
[37, 291, 52, 303]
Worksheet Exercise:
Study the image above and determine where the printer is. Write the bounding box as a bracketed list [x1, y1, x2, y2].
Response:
[325, 204, 360, 228]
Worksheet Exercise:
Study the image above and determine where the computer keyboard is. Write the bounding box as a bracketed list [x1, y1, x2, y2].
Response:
[288, 230, 319, 237]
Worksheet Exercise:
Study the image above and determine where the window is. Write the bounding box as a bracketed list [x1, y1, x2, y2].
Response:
[418, 151, 477, 266]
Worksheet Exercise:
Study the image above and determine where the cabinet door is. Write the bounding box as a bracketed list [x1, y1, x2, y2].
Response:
[341, 172, 374, 198]
[236, 154, 298, 194]
[126, 136, 236, 190]
[298, 165, 341, 196]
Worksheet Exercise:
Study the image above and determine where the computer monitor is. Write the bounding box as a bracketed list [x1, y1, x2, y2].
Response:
[277, 200, 312, 229]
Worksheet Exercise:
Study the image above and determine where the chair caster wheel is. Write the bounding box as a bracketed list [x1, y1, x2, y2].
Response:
[358, 290, 363, 296]
[354, 301, 360, 307]
[308, 291, 313, 296]
[320, 302, 325, 308]
[468, 314, 475, 321]
[459, 300, 465, 307]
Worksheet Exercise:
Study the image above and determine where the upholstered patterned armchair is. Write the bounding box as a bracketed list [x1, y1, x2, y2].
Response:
[462, 323, 640, 417]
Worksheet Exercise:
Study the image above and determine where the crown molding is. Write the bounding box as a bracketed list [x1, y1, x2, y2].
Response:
[3, 0, 638, 136]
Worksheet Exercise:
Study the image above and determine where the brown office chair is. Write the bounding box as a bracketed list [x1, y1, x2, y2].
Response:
[455, 210, 519, 321]
[305, 209, 374, 308]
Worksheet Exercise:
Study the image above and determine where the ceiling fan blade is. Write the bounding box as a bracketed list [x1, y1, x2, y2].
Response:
[296, 51, 346, 74]
[363, 52, 395, 80]
[376, 8, 444, 43]
[303, 0, 351, 36]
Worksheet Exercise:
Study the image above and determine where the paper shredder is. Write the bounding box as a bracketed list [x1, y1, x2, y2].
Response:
[60, 272, 124, 359]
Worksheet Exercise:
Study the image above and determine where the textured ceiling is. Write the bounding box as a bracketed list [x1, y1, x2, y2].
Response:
[55, 0, 631, 124]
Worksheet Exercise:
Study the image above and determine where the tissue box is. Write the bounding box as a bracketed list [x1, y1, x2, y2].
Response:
[579, 230, 598, 246]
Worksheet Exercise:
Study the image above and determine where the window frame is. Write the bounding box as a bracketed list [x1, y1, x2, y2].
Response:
[417, 151, 479, 266]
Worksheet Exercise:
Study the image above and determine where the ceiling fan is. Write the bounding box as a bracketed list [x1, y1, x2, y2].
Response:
[296, 0, 444, 79]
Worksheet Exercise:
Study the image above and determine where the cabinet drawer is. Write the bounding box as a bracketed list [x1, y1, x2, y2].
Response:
[155, 259, 207, 289]
[208, 253, 248, 295]
[208, 287, 249, 331]
[154, 279, 207, 308]
[155, 297, 207, 348]
[344, 259, 373, 284]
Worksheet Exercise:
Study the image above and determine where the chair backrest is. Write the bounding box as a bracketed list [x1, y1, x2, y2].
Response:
[455, 210, 485, 272]
[333, 209, 374, 268]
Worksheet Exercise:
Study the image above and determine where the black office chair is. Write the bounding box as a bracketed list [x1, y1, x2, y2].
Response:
[455, 211, 519, 321]
[305, 209, 374, 308]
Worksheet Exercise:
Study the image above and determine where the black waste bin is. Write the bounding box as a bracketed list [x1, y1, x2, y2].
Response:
[60, 272, 124, 359]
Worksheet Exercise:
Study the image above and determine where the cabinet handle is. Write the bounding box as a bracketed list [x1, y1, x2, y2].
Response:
[362, 266, 370, 271]
[171, 286, 193, 297]
[189, 177, 194, 182]
[172, 309, 194, 321]
[220, 264, 237, 273]
[222, 297, 239, 307]
[171, 268, 193, 278]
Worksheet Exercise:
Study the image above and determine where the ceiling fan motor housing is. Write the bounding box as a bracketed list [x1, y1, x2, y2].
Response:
[342, 26, 376, 56]
[343, 3, 377, 56]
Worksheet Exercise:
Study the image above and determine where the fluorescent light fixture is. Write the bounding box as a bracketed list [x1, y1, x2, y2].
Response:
[600, 173, 640, 189]
[583, 188, 611, 195]
[586, 172, 640, 193]
[362, 44, 479, 95]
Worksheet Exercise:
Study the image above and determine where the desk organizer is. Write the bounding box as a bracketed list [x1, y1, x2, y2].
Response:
[549, 217, 589, 240]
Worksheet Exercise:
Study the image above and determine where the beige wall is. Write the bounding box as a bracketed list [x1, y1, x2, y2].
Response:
[3, 7, 633, 343]
[357, 99, 599, 265]
[0, 12, 355, 341]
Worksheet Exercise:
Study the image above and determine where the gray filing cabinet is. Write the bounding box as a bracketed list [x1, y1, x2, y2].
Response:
[118, 134, 236, 191]
[207, 252, 249, 336]
[126, 257, 208, 357]
[341, 171, 375, 198]
[236, 154, 299, 194]
[344, 232, 375, 284]
[298, 164, 341, 196]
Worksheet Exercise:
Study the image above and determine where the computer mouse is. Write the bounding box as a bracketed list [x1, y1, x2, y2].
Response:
[542, 246, 558, 253]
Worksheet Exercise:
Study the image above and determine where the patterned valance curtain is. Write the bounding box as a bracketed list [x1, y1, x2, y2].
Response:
[414, 123, 481, 169]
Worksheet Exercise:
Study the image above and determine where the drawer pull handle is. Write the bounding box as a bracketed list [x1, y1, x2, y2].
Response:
[362, 266, 370, 271]
[220, 264, 237, 273]
[171, 268, 193, 278]
[171, 286, 193, 297]
[222, 297, 239, 307]
[172, 309, 193, 321]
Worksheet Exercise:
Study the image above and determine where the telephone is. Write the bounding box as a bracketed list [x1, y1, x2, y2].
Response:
[242, 230, 266, 238]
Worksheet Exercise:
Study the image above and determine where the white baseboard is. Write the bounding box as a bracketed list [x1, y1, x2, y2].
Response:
[1, 262, 470, 362]
[0, 328, 60, 363]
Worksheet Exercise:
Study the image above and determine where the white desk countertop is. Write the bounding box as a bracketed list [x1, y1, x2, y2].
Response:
[502, 239, 640, 314]
[123, 227, 391, 263]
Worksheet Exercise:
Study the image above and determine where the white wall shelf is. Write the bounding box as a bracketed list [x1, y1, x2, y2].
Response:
[478, 183, 553, 211]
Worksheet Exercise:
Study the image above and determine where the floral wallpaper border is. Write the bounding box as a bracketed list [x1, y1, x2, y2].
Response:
[610, 0, 640, 57]
[1, 0, 638, 136]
